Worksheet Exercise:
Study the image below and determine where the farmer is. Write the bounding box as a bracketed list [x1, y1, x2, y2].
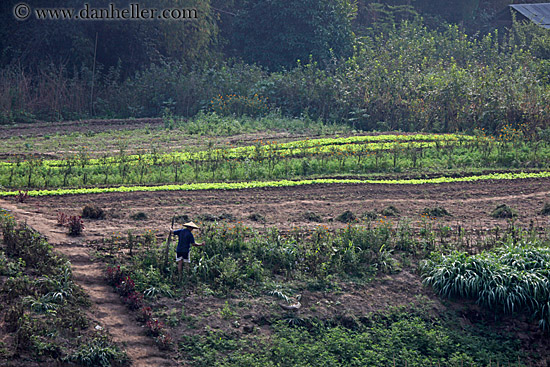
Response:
[170, 222, 205, 279]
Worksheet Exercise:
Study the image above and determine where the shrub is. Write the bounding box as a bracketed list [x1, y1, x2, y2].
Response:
[490, 204, 517, 219]
[336, 210, 356, 223]
[115, 276, 136, 297]
[421, 206, 451, 217]
[248, 213, 265, 222]
[540, 202, 550, 216]
[137, 306, 153, 323]
[130, 212, 148, 221]
[363, 211, 378, 220]
[175, 214, 190, 223]
[123, 291, 144, 311]
[82, 205, 105, 220]
[57, 212, 68, 226]
[15, 191, 29, 203]
[155, 334, 174, 351]
[146, 319, 165, 337]
[106, 265, 125, 286]
[303, 211, 323, 222]
[67, 216, 84, 236]
[381, 205, 400, 217]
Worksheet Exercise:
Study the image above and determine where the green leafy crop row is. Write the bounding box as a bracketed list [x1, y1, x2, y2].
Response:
[0, 133, 479, 168]
[1, 171, 548, 197]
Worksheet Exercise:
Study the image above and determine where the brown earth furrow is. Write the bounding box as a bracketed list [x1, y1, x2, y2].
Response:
[3, 178, 550, 243]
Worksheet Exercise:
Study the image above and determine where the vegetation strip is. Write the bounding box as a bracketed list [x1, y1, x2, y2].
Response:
[422, 241, 550, 331]
[0, 133, 479, 167]
[2, 171, 548, 197]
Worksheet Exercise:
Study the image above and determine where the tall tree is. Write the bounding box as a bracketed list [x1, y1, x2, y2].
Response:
[230, 0, 356, 70]
[0, 0, 220, 75]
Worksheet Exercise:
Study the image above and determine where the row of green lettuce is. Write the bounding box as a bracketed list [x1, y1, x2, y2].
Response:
[1, 171, 548, 197]
[0, 133, 482, 168]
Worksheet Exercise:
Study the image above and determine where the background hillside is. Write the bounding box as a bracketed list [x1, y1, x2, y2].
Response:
[1, 0, 550, 135]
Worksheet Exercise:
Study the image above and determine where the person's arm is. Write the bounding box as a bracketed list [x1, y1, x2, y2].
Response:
[190, 231, 204, 246]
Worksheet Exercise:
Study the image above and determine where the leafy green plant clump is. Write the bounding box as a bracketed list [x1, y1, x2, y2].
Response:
[0, 212, 126, 365]
[421, 206, 451, 217]
[116, 222, 402, 297]
[540, 202, 550, 216]
[130, 212, 148, 221]
[490, 204, 517, 219]
[336, 210, 356, 223]
[381, 205, 400, 217]
[180, 305, 527, 366]
[65, 336, 129, 367]
[422, 238, 550, 331]
[82, 205, 105, 219]
[303, 211, 323, 222]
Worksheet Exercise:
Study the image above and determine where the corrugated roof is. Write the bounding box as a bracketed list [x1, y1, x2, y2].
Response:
[510, 3, 550, 29]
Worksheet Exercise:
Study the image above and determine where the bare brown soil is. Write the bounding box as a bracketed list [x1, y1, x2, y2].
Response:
[0, 118, 164, 138]
[8, 177, 549, 240]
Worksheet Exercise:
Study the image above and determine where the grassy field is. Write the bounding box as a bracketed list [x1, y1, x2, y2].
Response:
[1, 115, 548, 193]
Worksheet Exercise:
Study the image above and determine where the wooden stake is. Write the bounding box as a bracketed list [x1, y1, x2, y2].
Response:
[90, 32, 98, 116]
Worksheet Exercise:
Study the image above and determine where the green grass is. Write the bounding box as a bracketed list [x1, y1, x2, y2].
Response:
[0, 113, 350, 158]
[422, 237, 550, 331]
[179, 304, 529, 367]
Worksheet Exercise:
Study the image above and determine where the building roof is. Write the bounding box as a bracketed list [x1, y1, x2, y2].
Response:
[509, 3, 550, 29]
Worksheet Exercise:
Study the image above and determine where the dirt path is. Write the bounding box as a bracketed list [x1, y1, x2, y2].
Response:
[0, 199, 177, 367]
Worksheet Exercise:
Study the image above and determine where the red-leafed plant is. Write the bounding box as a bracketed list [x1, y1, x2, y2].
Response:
[115, 276, 135, 297]
[146, 319, 165, 337]
[137, 306, 153, 323]
[15, 190, 29, 203]
[124, 291, 144, 310]
[57, 212, 68, 226]
[67, 215, 84, 236]
[155, 333, 173, 350]
[106, 265, 125, 286]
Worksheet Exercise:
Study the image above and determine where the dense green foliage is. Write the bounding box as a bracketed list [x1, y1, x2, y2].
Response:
[0, 211, 128, 365]
[422, 234, 550, 331]
[1, 129, 548, 191]
[2, 16, 550, 134]
[230, 0, 355, 70]
[101, 221, 542, 366]
[0, 0, 219, 74]
[181, 307, 527, 366]
[117, 223, 403, 294]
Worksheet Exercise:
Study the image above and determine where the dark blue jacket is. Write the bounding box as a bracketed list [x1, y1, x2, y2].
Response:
[174, 228, 194, 253]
